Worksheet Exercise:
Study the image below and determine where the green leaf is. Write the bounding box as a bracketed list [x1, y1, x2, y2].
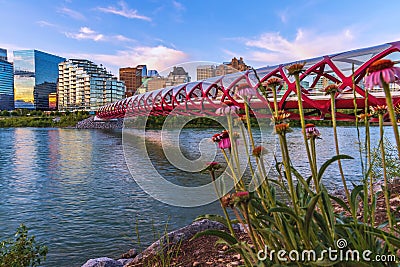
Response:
[329, 194, 351, 213]
[304, 193, 321, 236]
[320, 187, 335, 236]
[191, 230, 238, 245]
[317, 155, 353, 183]
[291, 166, 314, 196]
[268, 207, 301, 223]
[350, 185, 364, 212]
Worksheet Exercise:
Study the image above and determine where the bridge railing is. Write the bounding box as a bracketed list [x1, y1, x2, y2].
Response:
[97, 41, 400, 121]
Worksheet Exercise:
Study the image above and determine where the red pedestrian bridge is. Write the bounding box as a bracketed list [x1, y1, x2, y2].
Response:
[96, 41, 400, 121]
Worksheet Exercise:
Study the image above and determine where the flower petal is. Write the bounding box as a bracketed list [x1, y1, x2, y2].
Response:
[365, 76, 372, 88]
[372, 72, 381, 87]
[382, 69, 390, 84]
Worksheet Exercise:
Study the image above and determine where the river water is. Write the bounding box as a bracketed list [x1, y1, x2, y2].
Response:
[0, 126, 395, 266]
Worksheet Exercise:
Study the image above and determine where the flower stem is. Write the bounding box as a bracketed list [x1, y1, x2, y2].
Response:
[279, 134, 299, 215]
[381, 78, 400, 159]
[378, 113, 394, 231]
[210, 171, 236, 236]
[221, 149, 241, 190]
[227, 114, 243, 188]
[272, 85, 279, 118]
[364, 90, 374, 226]
[294, 75, 318, 190]
[330, 93, 351, 202]
[243, 97, 255, 150]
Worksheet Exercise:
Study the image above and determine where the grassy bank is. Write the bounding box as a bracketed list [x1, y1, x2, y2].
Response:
[0, 110, 90, 128]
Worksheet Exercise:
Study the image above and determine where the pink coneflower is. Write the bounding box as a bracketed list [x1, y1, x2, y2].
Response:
[215, 100, 240, 115]
[237, 86, 257, 98]
[358, 113, 372, 121]
[266, 77, 283, 88]
[220, 193, 233, 208]
[205, 162, 221, 172]
[273, 110, 290, 124]
[370, 105, 388, 115]
[232, 191, 250, 205]
[304, 123, 321, 139]
[324, 84, 342, 95]
[218, 132, 231, 150]
[212, 130, 231, 149]
[274, 123, 291, 135]
[286, 62, 306, 76]
[365, 59, 400, 88]
[212, 133, 222, 142]
[252, 146, 267, 157]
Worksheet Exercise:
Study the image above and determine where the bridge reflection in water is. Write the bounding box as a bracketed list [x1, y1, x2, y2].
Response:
[97, 41, 400, 121]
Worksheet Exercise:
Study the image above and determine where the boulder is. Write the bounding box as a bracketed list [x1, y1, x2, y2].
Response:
[81, 257, 123, 267]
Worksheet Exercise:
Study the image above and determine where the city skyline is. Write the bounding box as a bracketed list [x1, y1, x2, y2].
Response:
[1, 0, 400, 76]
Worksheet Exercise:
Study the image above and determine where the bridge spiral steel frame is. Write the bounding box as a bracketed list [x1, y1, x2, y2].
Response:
[96, 41, 400, 121]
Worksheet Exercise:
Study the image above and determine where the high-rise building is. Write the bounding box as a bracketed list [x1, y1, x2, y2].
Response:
[216, 57, 250, 76]
[0, 48, 7, 61]
[147, 76, 168, 92]
[165, 66, 190, 87]
[196, 58, 250, 80]
[48, 92, 57, 110]
[58, 59, 125, 111]
[147, 70, 159, 77]
[119, 66, 145, 97]
[137, 65, 147, 77]
[197, 65, 216, 81]
[0, 48, 14, 110]
[14, 50, 65, 110]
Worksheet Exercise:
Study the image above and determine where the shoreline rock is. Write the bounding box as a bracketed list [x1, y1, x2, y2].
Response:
[76, 116, 123, 129]
[80, 219, 241, 267]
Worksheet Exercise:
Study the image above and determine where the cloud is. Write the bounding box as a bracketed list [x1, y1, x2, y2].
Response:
[58, 7, 85, 20]
[172, 0, 185, 11]
[65, 27, 104, 41]
[68, 45, 189, 74]
[36, 20, 58, 28]
[114, 35, 136, 42]
[277, 8, 289, 24]
[64, 27, 135, 43]
[97, 1, 151, 21]
[242, 28, 358, 65]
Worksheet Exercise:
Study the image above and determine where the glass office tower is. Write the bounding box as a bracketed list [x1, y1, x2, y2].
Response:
[14, 50, 65, 110]
[0, 48, 7, 61]
[0, 49, 14, 110]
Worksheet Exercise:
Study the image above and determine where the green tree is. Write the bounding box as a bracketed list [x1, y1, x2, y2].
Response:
[1, 110, 10, 117]
[0, 224, 48, 267]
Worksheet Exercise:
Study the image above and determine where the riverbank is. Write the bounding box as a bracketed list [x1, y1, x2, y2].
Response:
[0, 111, 90, 127]
[82, 180, 400, 267]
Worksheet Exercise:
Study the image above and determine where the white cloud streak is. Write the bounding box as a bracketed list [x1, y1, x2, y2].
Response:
[97, 1, 151, 21]
[68, 45, 188, 75]
[65, 27, 104, 41]
[64, 27, 135, 43]
[36, 20, 58, 28]
[58, 7, 85, 20]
